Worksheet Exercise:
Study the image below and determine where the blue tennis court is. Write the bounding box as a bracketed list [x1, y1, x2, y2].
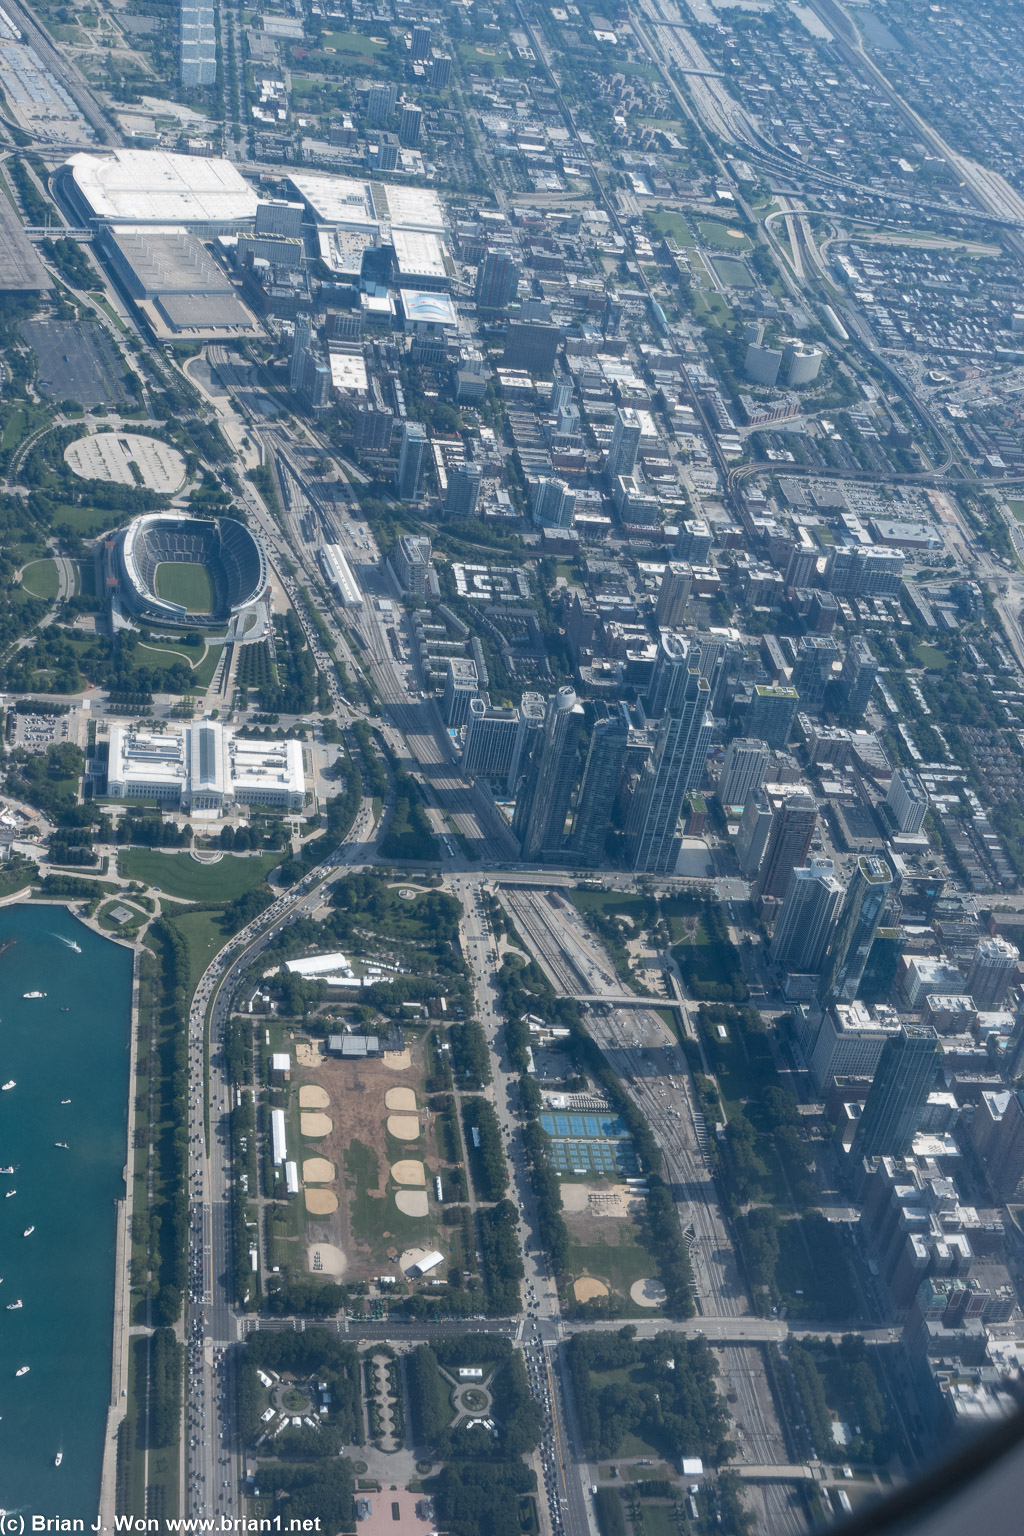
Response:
[540, 1113, 638, 1175]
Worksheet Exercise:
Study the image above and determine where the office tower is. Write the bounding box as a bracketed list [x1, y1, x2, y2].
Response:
[353, 404, 394, 453]
[822, 854, 893, 1003]
[372, 133, 400, 171]
[462, 698, 526, 787]
[838, 635, 878, 721]
[971, 1088, 1024, 1199]
[735, 789, 774, 878]
[676, 517, 712, 565]
[256, 200, 304, 239]
[367, 82, 398, 125]
[571, 705, 629, 867]
[746, 684, 799, 749]
[718, 737, 769, 809]
[655, 562, 693, 629]
[289, 316, 313, 392]
[503, 320, 560, 374]
[410, 24, 431, 58]
[395, 422, 428, 501]
[476, 248, 521, 311]
[772, 858, 844, 973]
[514, 687, 584, 861]
[753, 792, 817, 901]
[445, 463, 483, 521]
[550, 376, 573, 414]
[628, 671, 713, 873]
[430, 52, 452, 88]
[826, 544, 905, 598]
[646, 631, 693, 719]
[785, 544, 817, 591]
[852, 1024, 940, 1158]
[607, 407, 642, 480]
[791, 635, 840, 713]
[887, 767, 928, 835]
[389, 534, 431, 596]
[400, 103, 422, 145]
[965, 937, 1020, 1011]
[443, 658, 479, 728]
[533, 477, 574, 528]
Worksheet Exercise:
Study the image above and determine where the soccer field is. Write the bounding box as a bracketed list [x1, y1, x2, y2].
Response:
[154, 561, 215, 613]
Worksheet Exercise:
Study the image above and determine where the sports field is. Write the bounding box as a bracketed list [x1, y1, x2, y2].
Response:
[154, 562, 214, 613]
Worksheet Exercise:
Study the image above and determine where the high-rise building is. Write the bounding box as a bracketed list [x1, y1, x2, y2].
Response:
[503, 320, 560, 374]
[838, 636, 878, 721]
[822, 854, 893, 1003]
[718, 738, 770, 809]
[476, 248, 521, 311]
[462, 698, 527, 787]
[289, 316, 313, 392]
[445, 463, 483, 521]
[430, 52, 452, 88]
[550, 376, 574, 414]
[645, 632, 692, 718]
[735, 789, 774, 878]
[606, 407, 643, 480]
[395, 422, 428, 501]
[676, 518, 712, 565]
[628, 671, 713, 873]
[971, 1089, 1024, 1200]
[371, 132, 400, 172]
[655, 562, 693, 629]
[753, 792, 817, 901]
[852, 1024, 940, 1158]
[443, 658, 479, 728]
[886, 767, 928, 835]
[772, 858, 845, 973]
[571, 705, 629, 867]
[514, 687, 584, 861]
[746, 684, 799, 749]
[825, 544, 905, 598]
[965, 937, 1020, 1011]
[533, 477, 574, 528]
[353, 404, 394, 453]
[791, 635, 840, 714]
[367, 82, 398, 125]
[389, 534, 431, 596]
[784, 544, 817, 591]
[400, 102, 423, 146]
[410, 24, 431, 58]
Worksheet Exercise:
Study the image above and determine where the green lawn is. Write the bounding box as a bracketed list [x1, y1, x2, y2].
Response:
[1008, 500, 1024, 523]
[697, 220, 753, 251]
[117, 847, 281, 900]
[154, 562, 214, 613]
[913, 642, 950, 670]
[321, 29, 386, 51]
[645, 209, 695, 247]
[54, 504, 116, 536]
[712, 256, 755, 288]
[20, 558, 59, 599]
[163, 908, 229, 992]
[192, 643, 224, 688]
[567, 1235, 659, 1301]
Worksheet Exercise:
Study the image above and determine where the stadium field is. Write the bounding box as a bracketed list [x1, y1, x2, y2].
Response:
[154, 562, 215, 612]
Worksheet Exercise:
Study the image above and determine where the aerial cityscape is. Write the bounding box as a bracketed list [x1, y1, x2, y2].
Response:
[2, 0, 1024, 1527]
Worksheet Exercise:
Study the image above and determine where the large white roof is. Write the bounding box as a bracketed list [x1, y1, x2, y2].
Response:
[67, 150, 259, 225]
[286, 171, 445, 235]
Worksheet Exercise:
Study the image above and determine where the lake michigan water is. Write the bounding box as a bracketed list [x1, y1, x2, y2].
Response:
[0, 902, 133, 1520]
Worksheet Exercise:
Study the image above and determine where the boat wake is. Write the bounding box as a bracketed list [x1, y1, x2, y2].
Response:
[53, 936, 82, 954]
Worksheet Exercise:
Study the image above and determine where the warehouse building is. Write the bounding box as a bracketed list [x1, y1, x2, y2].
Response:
[101, 225, 256, 338]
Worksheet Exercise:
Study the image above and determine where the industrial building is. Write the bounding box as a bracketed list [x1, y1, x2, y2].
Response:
[106, 721, 305, 812]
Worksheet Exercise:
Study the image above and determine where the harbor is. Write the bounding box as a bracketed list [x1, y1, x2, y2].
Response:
[0, 903, 133, 1517]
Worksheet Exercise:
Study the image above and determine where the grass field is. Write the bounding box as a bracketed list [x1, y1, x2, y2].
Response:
[645, 209, 694, 246]
[568, 1235, 658, 1300]
[154, 561, 215, 613]
[53, 503, 117, 536]
[321, 29, 386, 51]
[697, 220, 752, 251]
[163, 908, 229, 992]
[712, 256, 755, 288]
[913, 642, 950, 670]
[117, 847, 281, 900]
[20, 558, 59, 599]
[1008, 500, 1024, 523]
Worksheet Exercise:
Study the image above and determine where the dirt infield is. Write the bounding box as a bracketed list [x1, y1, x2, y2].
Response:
[299, 1085, 331, 1109]
[395, 1189, 429, 1217]
[305, 1189, 339, 1215]
[385, 1086, 417, 1111]
[387, 1113, 420, 1141]
[302, 1157, 336, 1183]
[391, 1159, 426, 1186]
[308, 1241, 346, 1276]
[383, 1049, 412, 1071]
[574, 1276, 609, 1302]
[300, 1111, 333, 1138]
[630, 1278, 668, 1307]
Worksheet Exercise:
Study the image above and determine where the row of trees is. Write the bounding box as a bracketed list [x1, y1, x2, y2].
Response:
[462, 1097, 507, 1202]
